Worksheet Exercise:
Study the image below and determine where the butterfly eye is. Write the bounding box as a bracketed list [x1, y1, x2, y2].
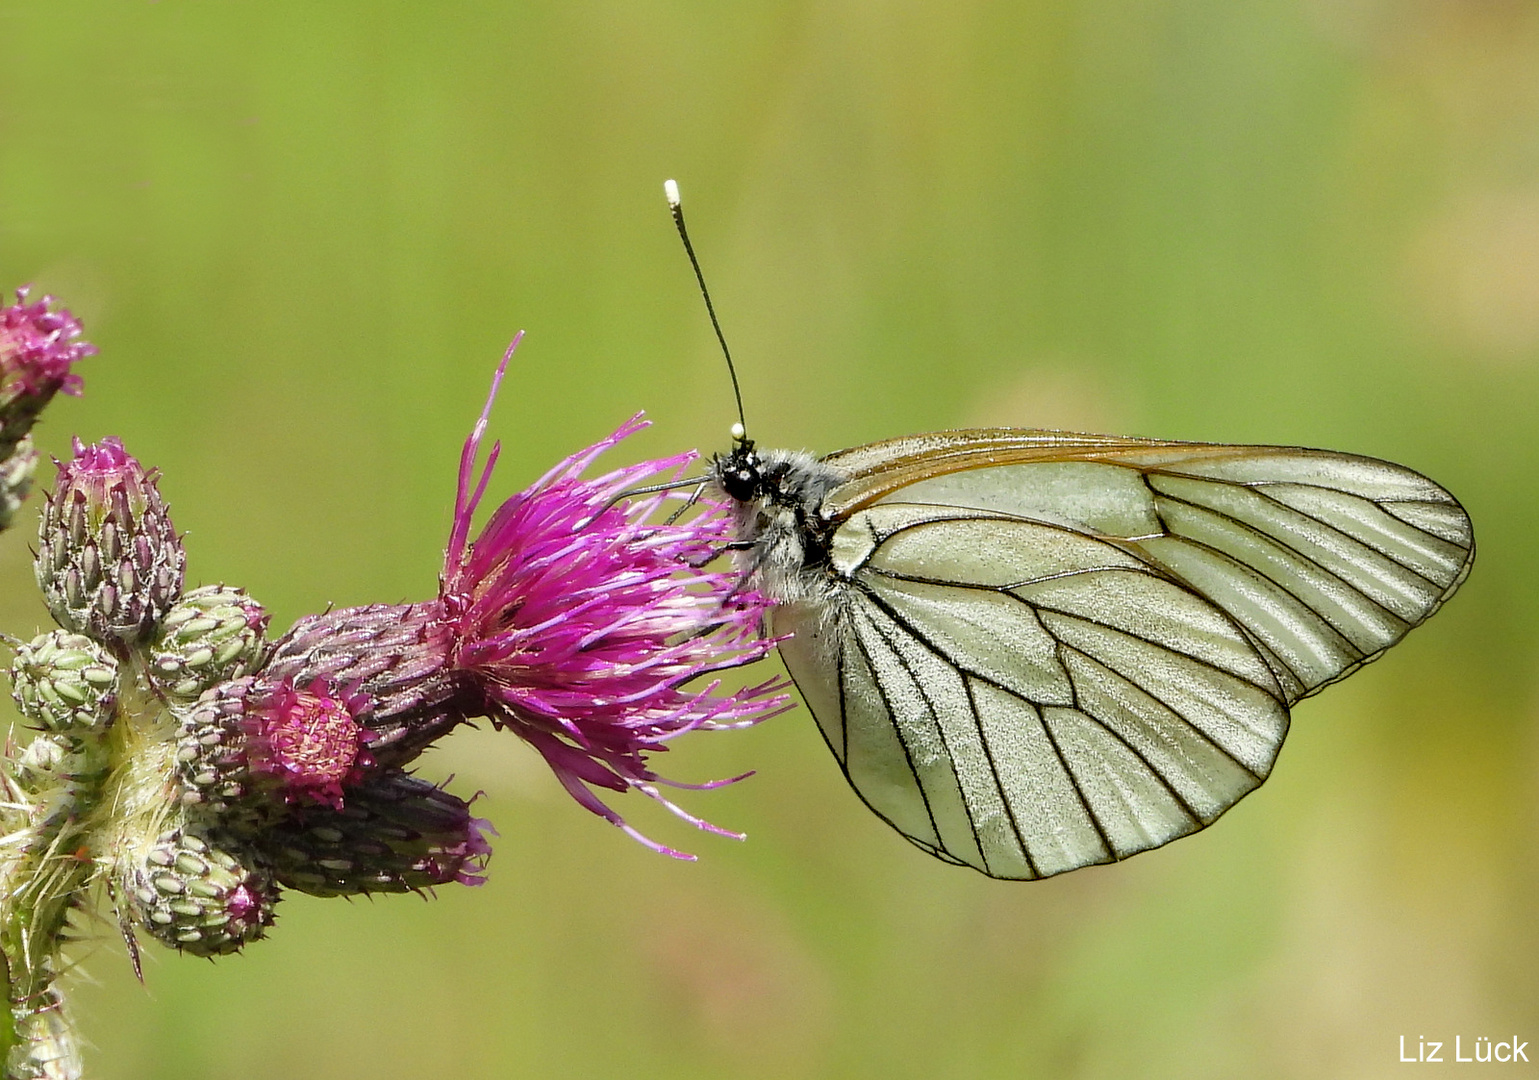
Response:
[721, 461, 761, 502]
[713, 445, 764, 503]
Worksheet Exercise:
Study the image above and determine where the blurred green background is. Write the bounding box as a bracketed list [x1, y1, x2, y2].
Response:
[1, 2, 1535, 1077]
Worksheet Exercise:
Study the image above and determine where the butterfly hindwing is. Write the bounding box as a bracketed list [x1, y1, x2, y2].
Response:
[776, 504, 1288, 879]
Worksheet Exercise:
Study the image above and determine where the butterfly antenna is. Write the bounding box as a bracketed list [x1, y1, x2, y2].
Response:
[665, 178, 749, 446]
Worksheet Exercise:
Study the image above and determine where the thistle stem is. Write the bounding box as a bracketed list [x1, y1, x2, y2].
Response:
[0, 731, 110, 1080]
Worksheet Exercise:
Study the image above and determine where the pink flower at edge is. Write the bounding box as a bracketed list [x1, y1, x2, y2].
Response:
[440, 335, 791, 858]
[0, 287, 94, 413]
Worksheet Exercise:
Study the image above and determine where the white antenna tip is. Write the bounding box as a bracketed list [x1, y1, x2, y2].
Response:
[729, 421, 746, 441]
[664, 178, 681, 208]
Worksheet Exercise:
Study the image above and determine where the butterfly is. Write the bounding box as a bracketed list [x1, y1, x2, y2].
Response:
[706, 429, 1473, 879]
[665, 180, 1475, 880]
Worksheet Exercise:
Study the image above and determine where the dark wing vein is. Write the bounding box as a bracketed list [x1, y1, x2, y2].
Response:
[1040, 616, 1267, 782]
[1032, 677, 1118, 861]
[862, 563, 1154, 591]
[1020, 587, 1287, 700]
[1136, 500, 1368, 669]
[962, 675, 1038, 878]
[860, 564, 1286, 705]
[1157, 486, 1407, 604]
[1151, 486, 1418, 628]
[859, 605, 993, 874]
[854, 573, 1263, 825]
[1148, 467, 1457, 592]
[846, 612, 947, 852]
[1245, 484, 1459, 588]
[1053, 641, 1204, 825]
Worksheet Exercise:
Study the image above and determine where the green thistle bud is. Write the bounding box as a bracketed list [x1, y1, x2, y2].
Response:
[0, 433, 39, 532]
[262, 770, 491, 898]
[8, 631, 117, 733]
[173, 678, 257, 817]
[35, 437, 184, 647]
[121, 825, 278, 957]
[149, 585, 270, 702]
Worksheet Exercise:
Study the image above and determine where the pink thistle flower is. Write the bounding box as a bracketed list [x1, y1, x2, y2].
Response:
[0, 287, 96, 458]
[256, 336, 790, 860]
[440, 337, 790, 858]
[242, 677, 376, 809]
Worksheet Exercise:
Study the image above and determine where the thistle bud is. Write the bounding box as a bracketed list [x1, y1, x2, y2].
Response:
[149, 585, 270, 701]
[263, 601, 467, 767]
[35, 437, 185, 646]
[0, 287, 95, 463]
[173, 677, 255, 814]
[8, 630, 117, 733]
[176, 675, 374, 821]
[262, 770, 492, 898]
[121, 825, 278, 957]
[0, 433, 39, 531]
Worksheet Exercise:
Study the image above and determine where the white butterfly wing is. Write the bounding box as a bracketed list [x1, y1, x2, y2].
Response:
[777, 436, 1473, 879]
[841, 438, 1477, 703]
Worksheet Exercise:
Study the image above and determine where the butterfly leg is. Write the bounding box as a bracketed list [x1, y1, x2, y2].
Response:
[664, 481, 708, 525]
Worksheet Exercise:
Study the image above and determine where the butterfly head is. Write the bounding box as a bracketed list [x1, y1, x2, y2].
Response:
[715, 424, 764, 503]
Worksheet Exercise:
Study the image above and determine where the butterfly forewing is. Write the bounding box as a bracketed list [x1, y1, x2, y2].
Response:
[775, 433, 1472, 879]
[846, 436, 1474, 702]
